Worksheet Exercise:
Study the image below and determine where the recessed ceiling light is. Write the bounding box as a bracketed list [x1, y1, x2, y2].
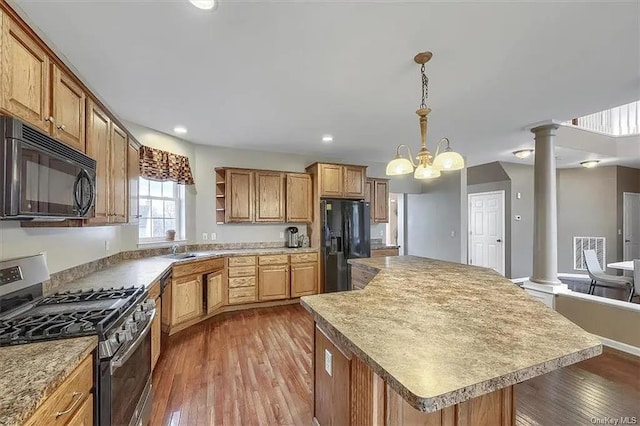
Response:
[580, 160, 600, 168]
[189, 0, 217, 10]
[173, 126, 188, 134]
[322, 135, 334, 143]
[513, 149, 534, 159]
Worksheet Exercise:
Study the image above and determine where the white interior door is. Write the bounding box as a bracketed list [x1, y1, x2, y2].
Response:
[623, 192, 640, 260]
[468, 191, 505, 275]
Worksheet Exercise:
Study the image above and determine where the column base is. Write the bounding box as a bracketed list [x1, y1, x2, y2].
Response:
[522, 281, 568, 309]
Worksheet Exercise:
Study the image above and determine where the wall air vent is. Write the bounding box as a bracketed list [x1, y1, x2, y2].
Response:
[573, 237, 606, 271]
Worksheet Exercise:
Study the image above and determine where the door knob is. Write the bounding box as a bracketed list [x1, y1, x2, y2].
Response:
[496, 239, 502, 243]
[625, 239, 631, 243]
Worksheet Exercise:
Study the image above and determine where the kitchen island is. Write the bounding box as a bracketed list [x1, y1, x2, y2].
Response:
[300, 256, 602, 425]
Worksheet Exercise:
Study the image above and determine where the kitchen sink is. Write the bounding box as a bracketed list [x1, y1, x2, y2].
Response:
[164, 253, 198, 259]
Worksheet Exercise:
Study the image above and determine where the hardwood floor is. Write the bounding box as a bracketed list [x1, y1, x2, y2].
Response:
[151, 304, 640, 426]
[151, 305, 313, 426]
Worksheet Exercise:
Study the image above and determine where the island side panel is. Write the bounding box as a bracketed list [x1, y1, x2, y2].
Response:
[312, 321, 516, 426]
[314, 326, 351, 426]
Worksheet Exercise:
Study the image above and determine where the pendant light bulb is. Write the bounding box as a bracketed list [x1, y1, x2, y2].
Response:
[432, 150, 465, 171]
[413, 164, 441, 179]
[386, 155, 414, 176]
[189, 0, 217, 10]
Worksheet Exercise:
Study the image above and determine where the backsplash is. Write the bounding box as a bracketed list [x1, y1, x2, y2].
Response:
[44, 241, 290, 293]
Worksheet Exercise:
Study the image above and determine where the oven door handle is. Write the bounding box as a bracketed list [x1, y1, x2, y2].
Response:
[110, 309, 155, 374]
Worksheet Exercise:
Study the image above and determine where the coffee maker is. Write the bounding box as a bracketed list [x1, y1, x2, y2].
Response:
[285, 226, 299, 248]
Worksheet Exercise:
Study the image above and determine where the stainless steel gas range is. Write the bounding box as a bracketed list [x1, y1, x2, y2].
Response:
[0, 254, 155, 426]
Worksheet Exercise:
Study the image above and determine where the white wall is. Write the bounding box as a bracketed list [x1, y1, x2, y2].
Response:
[0, 222, 131, 273]
[405, 171, 464, 262]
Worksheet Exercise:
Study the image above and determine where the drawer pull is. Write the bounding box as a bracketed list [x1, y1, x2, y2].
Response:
[55, 391, 84, 418]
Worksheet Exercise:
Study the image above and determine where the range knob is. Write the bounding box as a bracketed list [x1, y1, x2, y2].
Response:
[133, 311, 145, 322]
[142, 299, 156, 311]
[125, 320, 138, 334]
[115, 331, 129, 344]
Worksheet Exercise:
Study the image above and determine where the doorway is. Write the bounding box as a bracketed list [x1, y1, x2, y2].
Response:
[623, 192, 640, 261]
[468, 191, 506, 275]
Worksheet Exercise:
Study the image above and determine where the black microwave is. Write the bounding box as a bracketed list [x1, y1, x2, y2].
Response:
[0, 115, 96, 220]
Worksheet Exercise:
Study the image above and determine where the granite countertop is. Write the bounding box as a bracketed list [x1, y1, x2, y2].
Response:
[0, 337, 97, 426]
[300, 256, 602, 413]
[50, 247, 319, 294]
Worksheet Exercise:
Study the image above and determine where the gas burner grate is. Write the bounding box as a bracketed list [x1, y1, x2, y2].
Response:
[0, 309, 115, 344]
[37, 287, 141, 305]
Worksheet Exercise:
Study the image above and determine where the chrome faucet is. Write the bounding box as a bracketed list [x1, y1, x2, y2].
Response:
[171, 244, 180, 256]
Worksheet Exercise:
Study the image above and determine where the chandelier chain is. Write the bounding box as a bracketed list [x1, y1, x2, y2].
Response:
[420, 64, 429, 109]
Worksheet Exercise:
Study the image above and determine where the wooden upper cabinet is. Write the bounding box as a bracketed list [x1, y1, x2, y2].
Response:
[128, 143, 140, 224]
[286, 173, 313, 223]
[343, 166, 366, 198]
[51, 65, 85, 152]
[85, 100, 111, 224]
[225, 169, 254, 223]
[0, 11, 50, 132]
[312, 163, 367, 199]
[373, 179, 389, 223]
[365, 179, 374, 222]
[319, 164, 343, 197]
[255, 171, 285, 222]
[110, 124, 128, 223]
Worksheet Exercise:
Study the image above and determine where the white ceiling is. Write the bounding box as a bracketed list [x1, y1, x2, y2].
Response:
[13, 0, 640, 166]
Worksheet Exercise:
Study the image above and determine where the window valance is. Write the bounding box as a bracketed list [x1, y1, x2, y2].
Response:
[139, 145, 195, 185]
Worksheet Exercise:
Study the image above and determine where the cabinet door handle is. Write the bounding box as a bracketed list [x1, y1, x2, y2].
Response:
[56, 124, 66, 130]
[55, 391, 84, 418]
[45, 116, 55, 123]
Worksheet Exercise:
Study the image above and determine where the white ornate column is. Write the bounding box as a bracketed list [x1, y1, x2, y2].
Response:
[523, 123, 567, 307]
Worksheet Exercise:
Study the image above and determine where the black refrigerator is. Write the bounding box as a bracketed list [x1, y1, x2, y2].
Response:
[321, 199, 371, 292]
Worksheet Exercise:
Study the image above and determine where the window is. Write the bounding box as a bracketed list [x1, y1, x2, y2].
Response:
[138, 177, 185, 242]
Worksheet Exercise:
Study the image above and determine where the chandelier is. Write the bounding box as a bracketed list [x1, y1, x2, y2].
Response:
[386, 51, 464, 179]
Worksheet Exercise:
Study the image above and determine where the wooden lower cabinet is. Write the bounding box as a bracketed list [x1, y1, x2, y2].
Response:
[258, 264, 290, 301]
[151, 295, 161, 371]
[291, 262, 318, 297]
[23, 353, 94, 426]
[207, 270, 225, 313]
[171, 274, 203, 325]
[228, 286, 257, 305]
[66, 393, 93, 426]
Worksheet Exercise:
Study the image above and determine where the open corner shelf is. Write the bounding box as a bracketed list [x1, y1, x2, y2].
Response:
[215, 168, 226, 224]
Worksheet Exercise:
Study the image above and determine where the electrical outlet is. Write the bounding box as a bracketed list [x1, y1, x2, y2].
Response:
[211, 232, 217, 240]
[202, 233, 208, 240]
[105, 240, 110, 251]
[279, 232, 284, 239]
[324, 349, 333, 376]
[450, 230, 456, 238]
[379, 230, 384, 237]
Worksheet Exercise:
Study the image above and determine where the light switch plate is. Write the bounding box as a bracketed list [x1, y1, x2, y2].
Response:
[324, 349, 332, 376]
[202, 233, 208, 240]
[211, 232, 217, 240]
[279, 232, 284, 239]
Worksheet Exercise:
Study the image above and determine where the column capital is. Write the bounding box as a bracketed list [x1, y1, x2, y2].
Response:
[530, 123, 560, 135]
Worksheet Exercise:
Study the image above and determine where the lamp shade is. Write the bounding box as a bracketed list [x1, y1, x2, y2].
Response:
[432, 150, 465, 171]
[413, 164, 441, 179]
[386, 157, 414, 176]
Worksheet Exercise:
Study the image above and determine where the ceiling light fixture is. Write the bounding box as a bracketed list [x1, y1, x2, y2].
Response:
[173, 126, 188, 134]
[513, 149, 535, 159]
[386, 51, 464, 180]
[322, 135, 334, 143]
[580, 160, 600, 168]
[189, 0, 217, 10]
